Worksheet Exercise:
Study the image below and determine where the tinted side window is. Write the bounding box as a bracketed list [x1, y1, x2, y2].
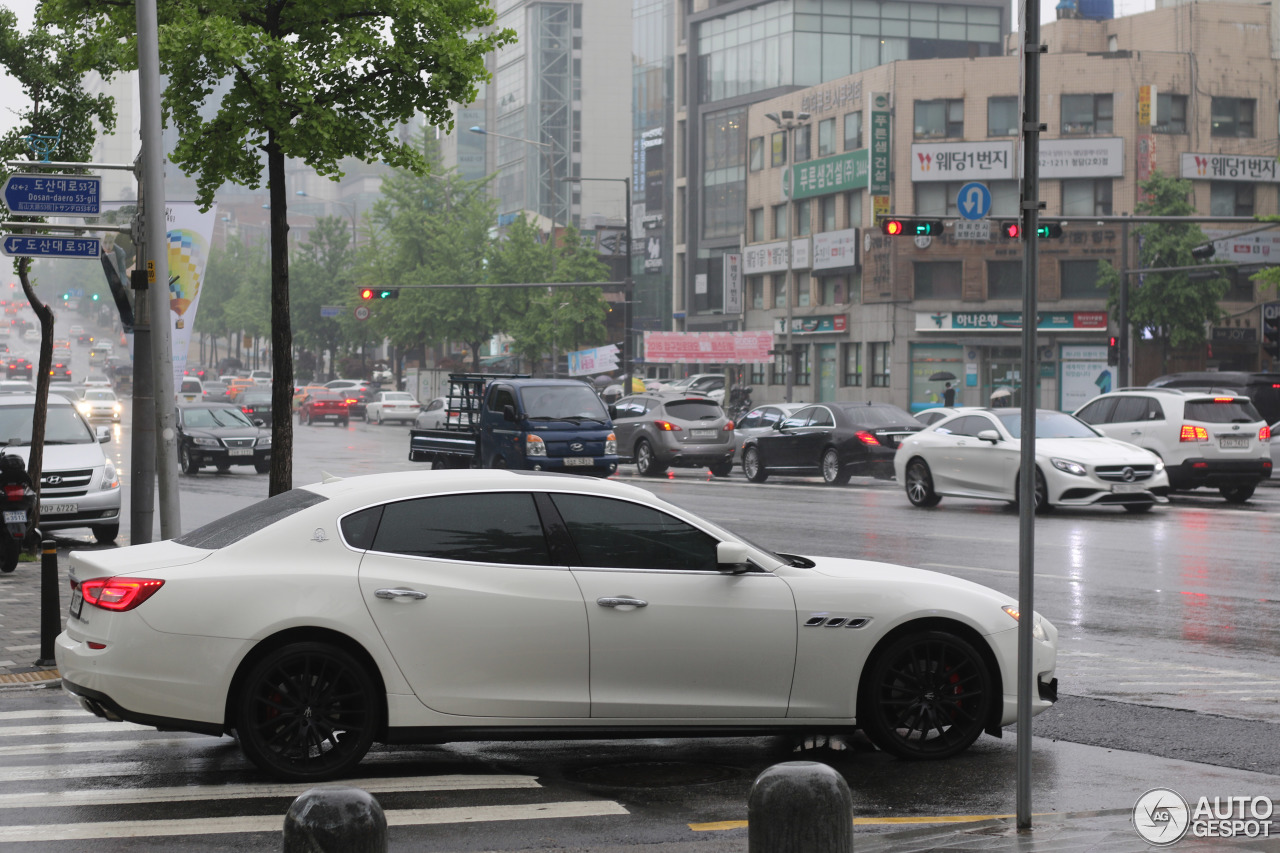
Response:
[760, 408, 785, 428]
[787, 406, 818, 428]
[1183, 400, 1263, 423]
[341, 505, 384, 550]
[550, 494, 719, 572]
[1111, 396, 1150, 423]
[1075, 397, 1118, 424]
[491, 388, 517, 413]
[946, 416, 991, 437]
[810, 408, 835, 427]
[372, 493, 553, 565]
[737, 409, 764, 430]
[663, 399, 723, 420]
[1147, 399, 1165, 420]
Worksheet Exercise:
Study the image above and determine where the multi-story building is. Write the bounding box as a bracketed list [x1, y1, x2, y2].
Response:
[730, 0, 1279, 411]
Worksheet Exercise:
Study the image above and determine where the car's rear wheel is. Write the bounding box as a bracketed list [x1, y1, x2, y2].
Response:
[338, 418, 349, 427]
[743, 446, 768, 483]
[709, 460, 734, 477]
[1220, 485, 1255, 503]
[180, 445, 200, 476]
[905, 459, 942, 507]
[635, 439, 666, 477]
[859, 629, 993, 760]
[235, 642, 378, 782]
[821, 448, 851, 485]
[92, 524, 119, 544]
[1123, 501, 1154, 513]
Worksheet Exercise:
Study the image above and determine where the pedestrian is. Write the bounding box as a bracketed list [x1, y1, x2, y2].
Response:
[942, 382, 956, 407]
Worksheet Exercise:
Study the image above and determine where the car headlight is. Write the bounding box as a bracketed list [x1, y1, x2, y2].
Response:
[525, 434, 546, 456]
[1051, 457, 1087, 477]
[257, 435, 272, 448]
[192, 437, 220, 447]
[1153, 458, 1165, 473]
[1002, 605, 1047, 642]
[101, 458, 119, 490]
[75, 402, 91, 413]
[605, 433, 617, 455]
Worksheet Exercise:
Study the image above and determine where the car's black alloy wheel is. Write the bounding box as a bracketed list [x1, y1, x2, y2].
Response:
[859, 630, 993, 760]
[236, 642, 378, 781]
[905, 459, 942, 507]
[743, 446, 768, 482]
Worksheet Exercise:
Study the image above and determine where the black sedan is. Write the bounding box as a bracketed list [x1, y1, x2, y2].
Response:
[742, 401, 924, 485]
[237, 389, 273, 427]
[175, 404, 271, 475]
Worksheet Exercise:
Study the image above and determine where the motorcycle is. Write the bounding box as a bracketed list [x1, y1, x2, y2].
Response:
[727, 384, 754, 423]
[0, 450, 37, 574]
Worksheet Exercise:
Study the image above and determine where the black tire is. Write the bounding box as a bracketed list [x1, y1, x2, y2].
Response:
[338, 418, 349, 427]
[709, 460, 734, 478]
[254, 461, 271, 474]
[858, 629, 994, 760]
[1220, 485, 1255, 503]
[635, 439, 666, 477]
[1123, 501, 1154, 513]
[820, 448, 851, 485]
[180, 445, 200, 476]
[235, 642, 379, 782]
[431, 458, 449, 470]
[1014, 468, 1052, 514]
[743, 446, 768, 483]
[216, 464, 232, 474]
[0, 538, 17, 574]
[905, 459, 942, 507]
[92, 524, 119, 544]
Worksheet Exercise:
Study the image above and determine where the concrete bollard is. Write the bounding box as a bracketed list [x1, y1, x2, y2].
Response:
[283, 787, 387, 853]
[748, 761, 854, 853]
[36, 540, 59, 667]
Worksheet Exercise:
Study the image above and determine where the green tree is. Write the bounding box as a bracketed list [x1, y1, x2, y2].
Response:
[42, 0, 514, 494]
[1097, 172, 1229, 372]
[202, 233, 270, 366]
[290, 216, 357, 381]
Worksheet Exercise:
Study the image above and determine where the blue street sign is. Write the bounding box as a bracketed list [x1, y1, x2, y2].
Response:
[320, 306, 342, 318]
[1, 234, 101, 259]
[958, 182, 992, 220]
[2, 173, 102, 216]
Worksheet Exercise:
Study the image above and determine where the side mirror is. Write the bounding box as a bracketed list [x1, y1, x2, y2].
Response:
[717, 541, 752, 573]
[96, 426, 110, 443]
[976, 429, 1001, 444]
[503, 404, 516, 422]
[253, 418, 265, 427]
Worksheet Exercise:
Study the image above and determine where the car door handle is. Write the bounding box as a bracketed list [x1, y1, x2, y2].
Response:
[597, 596, 648, 608]
[375, 588, 429, 600]
[1130, 430, 1142, 436]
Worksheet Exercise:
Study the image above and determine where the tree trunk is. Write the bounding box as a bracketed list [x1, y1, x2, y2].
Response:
[266, 134, 295, 495]
[17, 258, 55, 532]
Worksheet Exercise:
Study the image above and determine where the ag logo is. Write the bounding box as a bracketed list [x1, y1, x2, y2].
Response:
[1134, 787, 1190, 846]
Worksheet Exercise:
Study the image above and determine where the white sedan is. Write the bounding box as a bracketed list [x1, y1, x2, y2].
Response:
[57, 470, 1058, 782]
[894, 408, 1170, 513]
[75, 388, 123, 421]
[363, 391, 420, 424]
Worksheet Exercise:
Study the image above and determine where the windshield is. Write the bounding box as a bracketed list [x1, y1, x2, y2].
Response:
[180, 380, 202, 393]
[833, 403, 921, 426]
[521, 385, 610, 420]
[84, 391, 116, 401]
[995, 410, 1099, 439]
[1184, 399, 1262, 423]
[0, 405, 94, 445]
[182, 407, 254, 428]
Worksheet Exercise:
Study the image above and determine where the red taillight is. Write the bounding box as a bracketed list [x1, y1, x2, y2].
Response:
[855, 430, 880, 446]
[724, 420, 734, 431]
[1261, 425, 1272, 441]
[241, 407, 252, 414]
[344, 398, 357, 405]
[654, 420, 683, 431]
[1179, 425, 1209, 442]
[3, 484, 23, 501]
[1213, 397, 1235, 403]
[78, 577, 164, 612]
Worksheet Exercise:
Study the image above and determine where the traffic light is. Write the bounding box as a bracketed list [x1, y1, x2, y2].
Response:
[1035, 223, 1064, 239]
[92, 293, 100, 301]
[1191, 243, 1216, 260]
[1107, 335, 1120, 366]
[1000, 221, 1022, 239]
[360, 287, 399, 300]
[880, 219, 945, 236]
[1263, 314, 1280, 360]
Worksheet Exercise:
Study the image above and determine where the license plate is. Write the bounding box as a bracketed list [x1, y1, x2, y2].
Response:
[1111, 483, 1145, 494]
[70, 586, 83, 620]
[3, 510, 26, 523]
[227, 448, 253, 456]
[1219, 436, 1249, 449]
[42, 503, 78, 515]
[692, 429, 718, 438]
[563, 457, 593, 466]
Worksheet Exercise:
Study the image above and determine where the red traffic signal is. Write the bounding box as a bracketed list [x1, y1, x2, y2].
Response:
[882, 219, 906, 236]
[1107, 336, 1119, 366]
[359, 288, 375, 300]
[1001, 221, 1022, 239]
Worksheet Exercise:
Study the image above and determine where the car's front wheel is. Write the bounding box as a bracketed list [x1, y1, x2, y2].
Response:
[859, 629, 993, 760]
[635, 439, 666, 477]
[1123, 501, 1154, 513]
[1014, 468, 1052, 514]
[905, 459, 942, 507]
[179, 445, 200, 476]
[92, 524, 119, 544]
[235, 642, 379, 782]
[743, 446, 768, 483]
[1220, 485, 1255, 503]
[821, 448, 851, 485]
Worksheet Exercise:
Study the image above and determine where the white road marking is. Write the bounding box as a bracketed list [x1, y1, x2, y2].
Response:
[0, 710, 89, 721]
[0, 721, 157, 738]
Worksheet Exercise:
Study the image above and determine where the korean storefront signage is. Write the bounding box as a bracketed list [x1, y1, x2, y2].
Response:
[1137, 135, 1157, 185]
[1203, 229, 1280, 262]
[801, 80, 863, 116]
[1034, 138, 1124, 179]
[742, 238, 811, 275]
[643, 331, 775, 364]
[812, 228, 858, 270]
[1138, 85, 1155, 127]
[723, 253, 743, 315]
[911, 141, 1015, 182]
[790, 149, 869, 200]
[869, 92, 891, 197]
[916, 311, 1108, 332]
[772, 314, 848, 335]
[1181, 153, 1280, 183]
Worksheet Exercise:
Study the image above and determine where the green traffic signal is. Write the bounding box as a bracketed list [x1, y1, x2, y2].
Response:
[92, 293, 100, 301]
[1036, 223, 1064, 238]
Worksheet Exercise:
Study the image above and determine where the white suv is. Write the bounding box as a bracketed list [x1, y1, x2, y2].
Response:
[1074, 388, 1272, 503]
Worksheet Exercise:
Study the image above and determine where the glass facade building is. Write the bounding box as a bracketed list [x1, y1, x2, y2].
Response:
[633, 0, 677, 343]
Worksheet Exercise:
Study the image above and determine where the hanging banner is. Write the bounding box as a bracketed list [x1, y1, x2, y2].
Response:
[567, 344, 619, 377]
[643, 331, 774, 364]
[723, 253, 743, 315]
[166, 201, 218, 388]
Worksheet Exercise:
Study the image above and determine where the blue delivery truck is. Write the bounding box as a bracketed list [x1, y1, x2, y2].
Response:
[408, 373, 618, 476]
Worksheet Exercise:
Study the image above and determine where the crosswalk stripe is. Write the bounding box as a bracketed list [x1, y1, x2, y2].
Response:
[0, 721, 155, 738]
[0, 736, 220, 759]
[0, 800, 630, 843]
[0, 711, 88, 722]
[0, 775, 542, 809]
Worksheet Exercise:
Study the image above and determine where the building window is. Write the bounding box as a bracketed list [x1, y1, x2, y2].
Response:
[748, 136, 765, 172]
[750, 363, 765, 385]
[749, 275, 764, 309]
[702, 106, 748, 240]
[773, 204, 788, 239]
[1211, 97, 1255, 138]
[774, 274, 788, 308]
[771, 131, 787, 167]
[794, 125, 812, 162]
[844, 111, 862, 150]
[847, 189, 864, 227]
[818, 118, 836, 157]
[1210, 182, 1255, 217]
[1060, 260, 1104, 299]
[988, 96, 1018, 136]
[820, 195, 837, 232]
[914, 98, 964, 139]
[795, 346, 811, 386]
[1061, 94, 1113, 134]
[797, 270, 811, 307]
[750, 207, 765, 243]
[843, 342, 862, 386]
[988, 260, 1021, 300]
[771, 352, 786, 385]
[870, 342, 891, 388]
[1062, 179, 1112, 216]
[820, 275, 847, 305]
[795, 199, 812, 237]
[914, 261, 963, 299]
[1154, 94, 1187, 134]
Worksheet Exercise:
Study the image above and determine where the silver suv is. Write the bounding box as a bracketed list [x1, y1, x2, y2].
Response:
[1073, 388, 1272, 503]
[612, 392, 736, 477]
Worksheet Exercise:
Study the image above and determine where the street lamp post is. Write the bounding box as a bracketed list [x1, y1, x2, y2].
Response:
[468, 126, 558, 249]
[765, 110, 810, 404]
[563, 176, 632, 390]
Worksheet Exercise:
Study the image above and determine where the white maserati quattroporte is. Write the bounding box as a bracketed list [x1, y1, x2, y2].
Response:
[58, 470, 1058, 781]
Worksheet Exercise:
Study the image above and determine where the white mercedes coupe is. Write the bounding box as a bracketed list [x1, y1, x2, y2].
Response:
[57, 470, 1058, 781]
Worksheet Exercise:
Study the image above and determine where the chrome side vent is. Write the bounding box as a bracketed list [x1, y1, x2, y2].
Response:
[824, 617, 848, 628]
[845, 618, 869, 629]
[804, 616, 827, 627]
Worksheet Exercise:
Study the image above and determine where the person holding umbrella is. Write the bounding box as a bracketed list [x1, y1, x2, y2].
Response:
[943, 382, 956, 407]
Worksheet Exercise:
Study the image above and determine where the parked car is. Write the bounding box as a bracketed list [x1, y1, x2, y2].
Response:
[237, 389, 274, 427]
[297, 389, 351, 426]
[612, 392, 735, 477]
[1074, 387, 1271, 503]
[365, 391, 421, 425]
[1148, 371, 1280, 426]
[731, 402, 806, 463]
[895, 408, 1170, 513]
[743, 402, 924, 485]
[56, 469, 1059, 781]
[75, 388, 123, 422]
[175, 403, 271, 475]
